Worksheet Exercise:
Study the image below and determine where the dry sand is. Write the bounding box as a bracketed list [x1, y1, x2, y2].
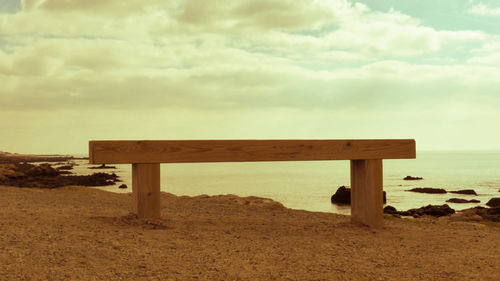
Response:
[0, 185, 499, 281]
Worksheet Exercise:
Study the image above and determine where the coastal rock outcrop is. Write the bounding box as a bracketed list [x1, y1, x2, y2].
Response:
[407, 204, 455, 217]
[331, 186, 350, 204]
[0, 164, 25, 180]
[455, 207, 500, 222]
[404, 176, 423, 180]
[446, 198, 480, 204]
[331, 186, 386, 205]
[0, 152, 75, 164]
[486, 198, 500, 207]
[0, 163, 120, 188]
[30, 164, 59, 176]
[406, 187, 447, 194]
[450, 189, 477, 196]
[384, 204, 455, 218]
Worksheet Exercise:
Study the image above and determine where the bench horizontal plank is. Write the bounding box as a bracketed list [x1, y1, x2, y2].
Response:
[89, 139, 416, 164]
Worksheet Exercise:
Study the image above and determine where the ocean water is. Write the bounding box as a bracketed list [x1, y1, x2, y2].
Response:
[72, 151, 500, 215]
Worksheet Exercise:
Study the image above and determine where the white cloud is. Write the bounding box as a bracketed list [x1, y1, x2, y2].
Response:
[0, 0, 494, 113]
[468, 40, 500, 65]
[468, 3, 500, 17]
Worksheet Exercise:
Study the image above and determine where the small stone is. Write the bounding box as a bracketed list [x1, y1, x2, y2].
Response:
[111, 241, 121, 249]
[383, 205, 398, 214]
[404, 176, 423, 180]
[118, 184, 128, 189]
[446, 198, 480, 204]
[407, 188, 446, 194]
[450, 189, 477, 196]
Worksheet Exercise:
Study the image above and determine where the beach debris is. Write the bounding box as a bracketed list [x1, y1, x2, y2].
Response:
[331, 186, 386, 205]
[446, 198, 480, 204]
[403, 176, 423, 180]
[384, 204, 455, 218]
[406, 187, 447, 194]
[486, 198, 500, 208]
[0, 163, 120, 188]
[450, 189, 477, 196]
[89, 164, 116, 169]
[119, 184, 128, 189]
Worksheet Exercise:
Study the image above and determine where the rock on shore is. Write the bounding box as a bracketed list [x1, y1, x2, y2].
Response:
[486, 198, 500, 207]
[331, 186, 386, 205]
[385, 204, 500, 222]
[446, 198, 480, 204]
[450, 189, 477, 195]
[406, 187, 447, 194]
[451, 206, 500, 222]
[404, 176, 423, 180]
[0, 151, 77, 163]
[0, 163, 120, 188]
[384, 204, 455, 218]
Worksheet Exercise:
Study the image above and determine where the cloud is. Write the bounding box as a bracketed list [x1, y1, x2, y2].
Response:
[468, 40, 500, 64]
[468, 2, 500, 17]
[0, 0, 494, 115]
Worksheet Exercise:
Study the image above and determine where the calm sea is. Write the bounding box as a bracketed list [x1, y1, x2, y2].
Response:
[72, 151, 500, 215]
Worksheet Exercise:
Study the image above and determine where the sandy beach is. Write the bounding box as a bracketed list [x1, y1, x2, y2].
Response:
[0, 185, 498, 280]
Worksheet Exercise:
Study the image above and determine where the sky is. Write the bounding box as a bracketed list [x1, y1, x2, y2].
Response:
[0, 0, 499, 154]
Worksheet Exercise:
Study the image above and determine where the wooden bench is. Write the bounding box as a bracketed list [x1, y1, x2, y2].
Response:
[89, 139, 416, 227]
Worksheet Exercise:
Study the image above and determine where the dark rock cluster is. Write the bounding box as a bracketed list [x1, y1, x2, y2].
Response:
[384, 204, 455, 218]
[331, 175, 499, 223]
[0, 163, 120, 188]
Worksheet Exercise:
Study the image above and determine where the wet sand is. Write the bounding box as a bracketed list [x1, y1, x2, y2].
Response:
[0, 185, 499, 280]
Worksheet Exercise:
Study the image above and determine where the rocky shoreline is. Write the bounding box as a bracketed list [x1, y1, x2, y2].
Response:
[0, 151, 85, 164]
[331, 175, 500, 222]
[2, 153, 499, 223]
[0, 155, 120, 188]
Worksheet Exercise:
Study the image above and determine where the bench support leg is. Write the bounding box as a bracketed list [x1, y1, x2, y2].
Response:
[132, 163, 161, 219]
[350, 159, 383, 227]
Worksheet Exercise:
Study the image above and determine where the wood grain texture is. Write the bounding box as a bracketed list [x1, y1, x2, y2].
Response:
[89, 139, 416, 164]
[132, 163, 161, 219]
[350, 159, 383, 227]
